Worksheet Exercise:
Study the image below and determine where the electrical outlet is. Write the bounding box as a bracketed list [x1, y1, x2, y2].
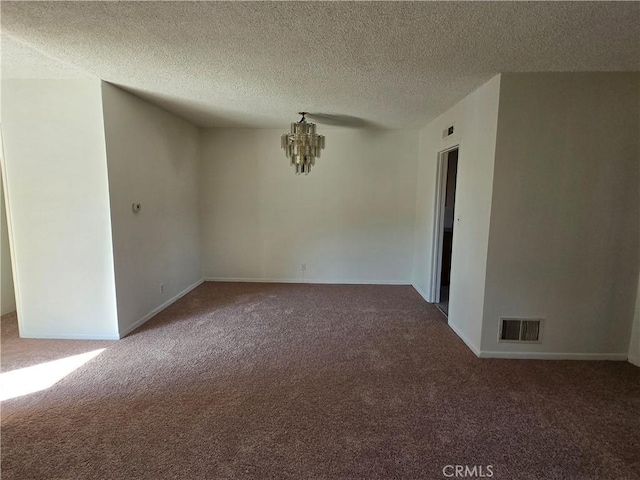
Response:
[160, 284, 165, 293]
[301, 264, 306, 272]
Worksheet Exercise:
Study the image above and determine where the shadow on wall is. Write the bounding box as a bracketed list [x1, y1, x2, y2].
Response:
[112, 83, 279, 128]
[110, 83, 390, 132]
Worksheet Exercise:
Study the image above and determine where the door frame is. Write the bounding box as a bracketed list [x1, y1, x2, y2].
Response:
[430, 145, 459, 304]
[0, 125, 23, 329]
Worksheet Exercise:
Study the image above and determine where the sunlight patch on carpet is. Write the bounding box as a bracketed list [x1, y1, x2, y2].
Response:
[0, 349, 105, 401]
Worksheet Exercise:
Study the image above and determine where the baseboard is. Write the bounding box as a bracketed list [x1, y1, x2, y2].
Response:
[629, 354, 640, 367]
[478, 351, 628, 361]
[414, 285, 482, 357]
[412, 283, 432, 303]
[446, 322, 482, 357]
[119, 278, 204, 338]
[203, 277, 411, 285]
[19, 332, 120, 340]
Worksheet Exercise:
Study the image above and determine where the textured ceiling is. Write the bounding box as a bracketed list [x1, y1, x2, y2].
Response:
[2, 1, 639, 129]
[2, 35, 92, 79]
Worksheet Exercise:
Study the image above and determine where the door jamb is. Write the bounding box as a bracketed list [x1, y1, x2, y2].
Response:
[0, 125, 23, 331]
[430, 145, 459, 303]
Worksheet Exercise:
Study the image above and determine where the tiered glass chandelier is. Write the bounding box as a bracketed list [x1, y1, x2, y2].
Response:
[281, 112, 325, 175]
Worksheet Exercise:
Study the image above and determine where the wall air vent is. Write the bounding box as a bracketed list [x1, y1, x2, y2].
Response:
[442, 124, 454, 138]
[499, 318, 542, 343]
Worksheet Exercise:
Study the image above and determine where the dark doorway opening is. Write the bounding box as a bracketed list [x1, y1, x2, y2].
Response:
[437, 148, 458, 316]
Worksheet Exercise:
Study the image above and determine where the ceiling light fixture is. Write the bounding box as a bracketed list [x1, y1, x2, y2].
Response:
[281, 112, 325, 175]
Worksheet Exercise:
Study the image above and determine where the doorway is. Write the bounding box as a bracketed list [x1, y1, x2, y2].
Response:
[432, 147, 459, 317]
[0, 128, 18, 318]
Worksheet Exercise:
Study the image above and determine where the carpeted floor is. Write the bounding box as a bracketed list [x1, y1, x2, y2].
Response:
[1, 282, 639, 479]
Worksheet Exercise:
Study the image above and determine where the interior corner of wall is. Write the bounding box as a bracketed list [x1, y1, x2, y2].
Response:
[99, 79, 112, 94]
[447, 321, 481, 358]
[412, 283, 430, 304]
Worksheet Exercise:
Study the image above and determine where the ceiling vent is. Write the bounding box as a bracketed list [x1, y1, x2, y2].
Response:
[499, 318, 542, 343]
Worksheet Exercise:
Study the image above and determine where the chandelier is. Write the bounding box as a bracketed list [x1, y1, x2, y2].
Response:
[281, 112, 325, 175]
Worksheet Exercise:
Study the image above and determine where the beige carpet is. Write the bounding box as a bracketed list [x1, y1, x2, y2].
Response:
[1, 282, 639, 479]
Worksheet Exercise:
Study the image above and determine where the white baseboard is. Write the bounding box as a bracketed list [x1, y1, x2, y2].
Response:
[412, 283, 432, 303]
[447, 322, 482, 357]
[413, 284, 482, 357]
[478, 351, 628, 361]
[119, 278, 204, 338]
[629, 354, 640, 367]
[19, 331, 120, 340]
[411, 285, 628, 363]
[159, 279, 630, 364]
[203, 277, 411, 285]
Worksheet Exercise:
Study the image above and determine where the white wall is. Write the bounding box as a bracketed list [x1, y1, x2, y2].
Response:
[629, 281, 640, 366]
[101, 83, 202, 336]
[200, 128, 418, 284]
[627, 79, 640, 367]
[1, 177, 16, 315]
[0, 79, 119, 339]
[482, 73, 640, 359]
[412, 75, 502, 353]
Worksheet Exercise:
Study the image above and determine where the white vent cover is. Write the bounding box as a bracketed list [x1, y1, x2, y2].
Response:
[442, 124, 455, 138]
[499, 318, 542, 343]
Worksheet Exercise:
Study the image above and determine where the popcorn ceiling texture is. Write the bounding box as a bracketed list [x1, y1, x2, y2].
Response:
[1, 35, 92, 80]
[1, 1, 639, 128]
